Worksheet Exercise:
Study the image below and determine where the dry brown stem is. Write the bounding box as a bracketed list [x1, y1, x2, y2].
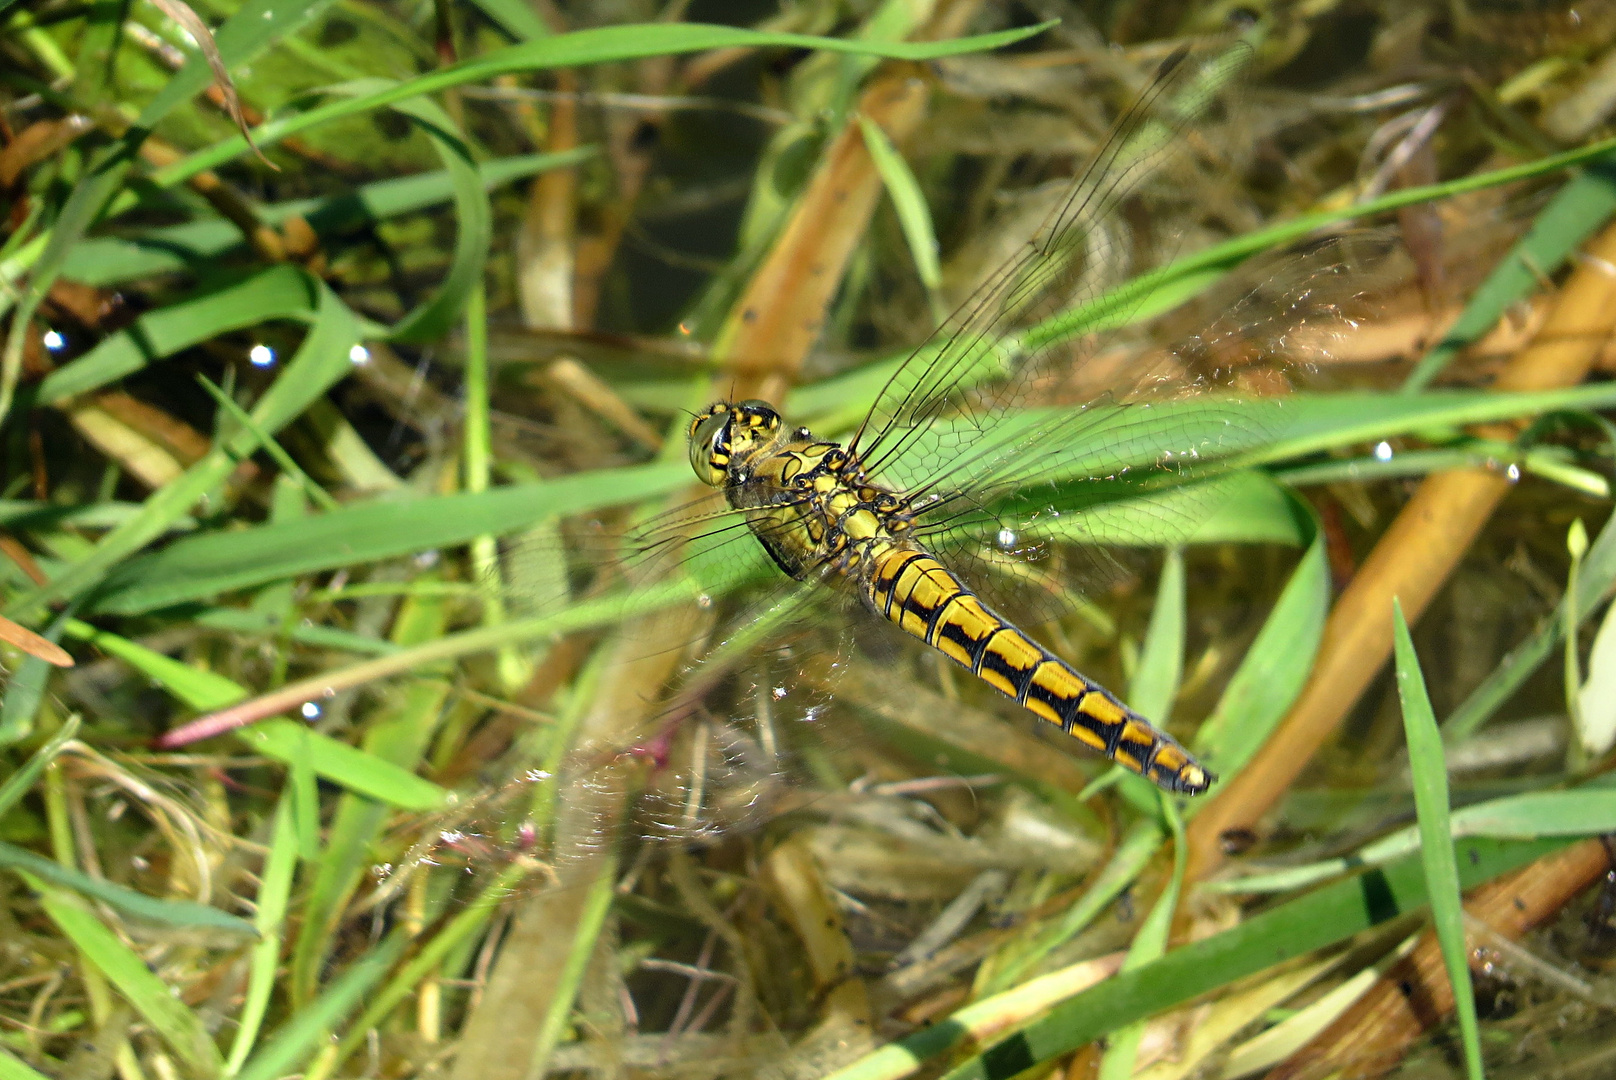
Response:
[1267, 838, 1612, 1080]
[1185, 219, 1616, 884]
[715, 70, 928, 404]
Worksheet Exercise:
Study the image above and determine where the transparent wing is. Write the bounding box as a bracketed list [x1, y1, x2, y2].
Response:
[846, 40, 1253, 488]
[891, 229, 1408, 629]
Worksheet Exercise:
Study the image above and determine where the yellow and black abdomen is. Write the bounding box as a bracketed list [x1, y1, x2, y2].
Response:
[865, 547, 1212, 795]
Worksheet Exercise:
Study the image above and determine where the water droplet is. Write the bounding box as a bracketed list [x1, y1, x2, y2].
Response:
[249, 343, 276, 367]
[42, 330, 65, 351]
[1506, 463, 1521, 482]
[997, 527, 1018, 550]
[1374, 441, 1393, 462]
[348, 344, 370, 365]
[300, 701, 321, 719]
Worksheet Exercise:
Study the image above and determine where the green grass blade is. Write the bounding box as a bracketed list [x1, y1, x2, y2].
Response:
[224, 797, 298, 1075]
[36, 263, 317, 404]
[0, 714, 79, 817]
[62, 149, 594, 287]
[1211, 787, 1616, 895]
[361, 89, 491, 343]
[34, 879, 227, 1076]
[1446, 489, 1616, 739]
[1194, 514, 1329, 781]
[194, 374, 338, 511]
[859, 115, 943, 315]
[0, 841, 253, 933]
[231, 932, 408, 1080]
[290, 585, 449, 1003]
[152, 22, 1055, 188]
[834, 837, 1564, 1080]
[10, 279, 362, 616]
[61, 618, 248, 711]
[981, 818, 1163, 996]
[1096, 798, 1187, 1080]
[1129, 548, 1185, 724]
[467, 0, 551, 42]
[86, 460, 685, 615]
[1393, 599, 1484, 1080]
[0, 1048, 51, 1080]
[235, 719, 449, 811]
[1403, 157, 1616, 391]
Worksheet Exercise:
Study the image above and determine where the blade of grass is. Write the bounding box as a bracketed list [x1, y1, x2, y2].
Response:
[33, 879, 226, 1076]
[859, 114, 943, 321]
[980, 818, 1163, 997]
[0, 714, 79, 817]
[1403, 156, 1616, 391]
[223, 796, 297, 1075]
[154, 574, 704, 746]
[364, 88, 490, 343]
[828, 837, 1565, 1080]
[85, 460, 686, 615]
[460, 280, 525, 690]
[1194, 515, 1329, 781]
[234, 719, 449, 811]
[1446, 486, 1616, 739]
[0, 841, 251, 932]
[0, 1049, 51, 1080]
[59, 618, 248, 711]
[9, 278, 362, 616]
[230, 931, 408, 1080]
[193, 374, 338, 511]
[151, 22, 1054, 188]
[1393, 599, 1484, 1080]
[289, 582, 449, 1003]
[529, 849, 619, 1074]
[1209, 786, 1616, 894]
[1096, 796, 1188, 1080]
[59, 148, 596, 287]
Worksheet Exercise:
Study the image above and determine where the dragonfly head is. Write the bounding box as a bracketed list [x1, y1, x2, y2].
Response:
[688, 400, 781, 487]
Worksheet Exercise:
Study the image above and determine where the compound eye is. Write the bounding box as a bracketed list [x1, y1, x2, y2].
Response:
[736, 400, 781, 429]
[688, 410, 731, 487]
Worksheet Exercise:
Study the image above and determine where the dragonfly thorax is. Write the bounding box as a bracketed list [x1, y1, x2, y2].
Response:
[688, 400, 915, 581]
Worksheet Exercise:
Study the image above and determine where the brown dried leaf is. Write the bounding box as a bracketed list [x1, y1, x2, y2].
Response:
[145, 0, 276, 170]
[0, 613, 73, 667]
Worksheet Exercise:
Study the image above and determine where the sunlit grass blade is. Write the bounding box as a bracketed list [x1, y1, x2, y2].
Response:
[0, 840, 252, 932]
[859, 114, 943, 319]
[1096, 796, 1187, 1080]
[231, 932, 409, 1080]
[59, 618, 248, 711]
[235, 720, 449, 811]
[1403, 156, 1616, 391]
[831, 838, 1563, 1080]
[34, 880, 228, 1076]
[1210, 786, 1616, 894]
[0, 714, 78, 817]
[1194, 515, 1329, 782]
[224, 796, 298, 1075]
[1393, 598, 1484, 1080]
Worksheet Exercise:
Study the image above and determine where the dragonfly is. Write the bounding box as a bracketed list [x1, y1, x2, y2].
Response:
[423, 37, 1394, 879]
